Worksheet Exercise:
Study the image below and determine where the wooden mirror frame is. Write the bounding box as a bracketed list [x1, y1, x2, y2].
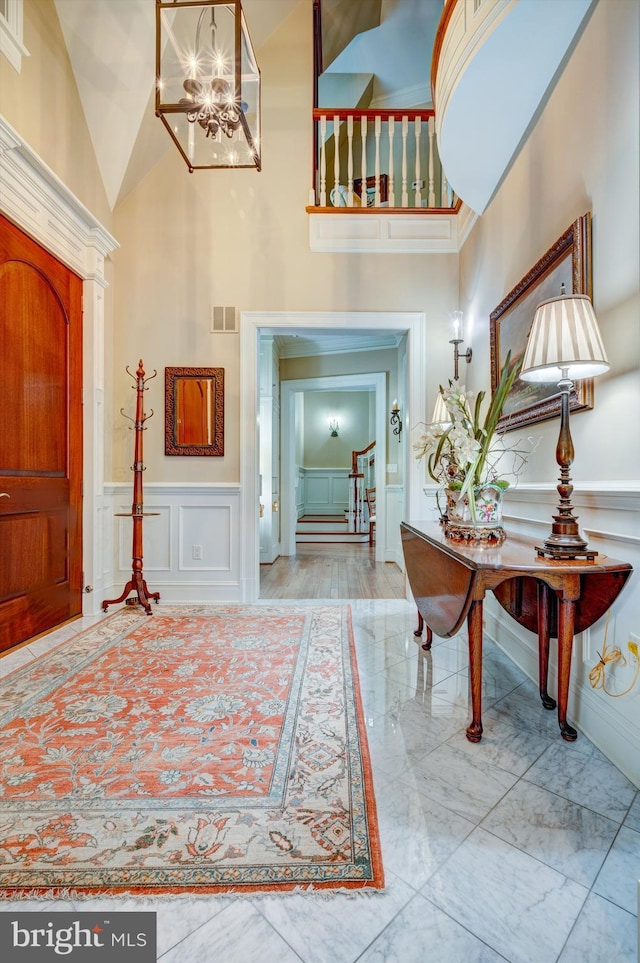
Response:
[165, 367, 224, 456]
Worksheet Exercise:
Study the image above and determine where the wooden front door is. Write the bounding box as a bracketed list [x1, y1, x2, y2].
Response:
[0, 215, 83, 651]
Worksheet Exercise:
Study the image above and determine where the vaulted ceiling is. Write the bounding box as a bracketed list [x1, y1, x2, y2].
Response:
[53, 0, 440, 211]
[53, 0, 300, 210]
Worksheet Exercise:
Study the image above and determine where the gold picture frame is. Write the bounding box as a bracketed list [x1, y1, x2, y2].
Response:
[490, 213, 593, 432]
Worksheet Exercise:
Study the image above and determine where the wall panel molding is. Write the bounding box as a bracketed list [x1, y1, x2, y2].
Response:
[103, 483, 242, 604]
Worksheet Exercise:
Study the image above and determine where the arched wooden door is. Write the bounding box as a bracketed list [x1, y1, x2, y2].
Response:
[0, 215, 83, 651]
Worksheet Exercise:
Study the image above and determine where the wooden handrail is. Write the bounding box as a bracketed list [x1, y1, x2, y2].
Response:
[306, 199, 462, 216]
[430, 0, 459, 108]
[313, 108, 435, 122]
[351, 440, 376, 474]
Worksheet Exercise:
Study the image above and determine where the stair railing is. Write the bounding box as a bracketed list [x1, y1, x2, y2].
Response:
[348, 441, 375, 533]
[309, 109, 457, 211]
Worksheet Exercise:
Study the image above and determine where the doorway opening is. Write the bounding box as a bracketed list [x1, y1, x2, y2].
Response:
[279, 372, 387, 563]
[240, 312, 427, 603]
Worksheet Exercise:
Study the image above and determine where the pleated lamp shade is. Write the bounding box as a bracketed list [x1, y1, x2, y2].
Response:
[520, 294, 609, 383]
[430, 392, 451, 428]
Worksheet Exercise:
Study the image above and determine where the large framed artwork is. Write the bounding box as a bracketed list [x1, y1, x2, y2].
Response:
[490, 212, 593, 432]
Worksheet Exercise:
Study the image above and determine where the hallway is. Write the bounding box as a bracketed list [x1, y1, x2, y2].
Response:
[260, 543, 406, 600]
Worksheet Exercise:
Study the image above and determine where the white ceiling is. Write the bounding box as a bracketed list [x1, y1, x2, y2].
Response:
[272, 328, 404, 359]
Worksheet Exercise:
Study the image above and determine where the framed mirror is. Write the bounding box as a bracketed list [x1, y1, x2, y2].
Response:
[165, 367, 224, 456]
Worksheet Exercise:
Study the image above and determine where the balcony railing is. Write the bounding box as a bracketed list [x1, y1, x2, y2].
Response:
[308, 108, 458, 212]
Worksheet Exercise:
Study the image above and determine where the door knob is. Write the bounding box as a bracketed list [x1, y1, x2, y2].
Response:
[0, 493, 9, 498]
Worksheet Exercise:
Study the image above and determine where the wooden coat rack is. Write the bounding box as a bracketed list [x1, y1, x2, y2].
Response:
[103, 359, 160, 615]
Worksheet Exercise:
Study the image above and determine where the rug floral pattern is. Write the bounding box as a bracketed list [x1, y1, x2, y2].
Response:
[0, 606, 383, 895]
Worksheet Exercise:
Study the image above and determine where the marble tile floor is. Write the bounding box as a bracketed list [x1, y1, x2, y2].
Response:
[0, 600, 638, 963]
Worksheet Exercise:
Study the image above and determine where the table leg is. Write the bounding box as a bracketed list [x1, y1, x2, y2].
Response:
[537, 582, 557, 710]
[413, 611, 432, 649]
[466, 599, 483, 742]
[557, 598, 578, 741]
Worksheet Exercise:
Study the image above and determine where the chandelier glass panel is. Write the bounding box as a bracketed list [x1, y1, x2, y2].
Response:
[156, 0, 261, 171]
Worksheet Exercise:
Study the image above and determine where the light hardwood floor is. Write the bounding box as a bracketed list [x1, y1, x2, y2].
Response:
[259, 543, 406, 599]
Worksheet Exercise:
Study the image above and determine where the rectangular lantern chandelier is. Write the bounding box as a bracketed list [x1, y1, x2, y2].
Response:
[155, 0, 261, 171]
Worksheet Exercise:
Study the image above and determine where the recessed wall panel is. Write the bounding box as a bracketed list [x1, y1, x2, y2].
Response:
[180, 505, 232, 571]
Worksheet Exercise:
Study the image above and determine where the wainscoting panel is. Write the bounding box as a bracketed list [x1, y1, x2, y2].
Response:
[104, 484, 241, 604]
[115, 504, 172, 572]
[384, 485, 406, 569]
[179, 505, 232, 571]
[305, 474, 331, 508]
[299, 468, 350, 516]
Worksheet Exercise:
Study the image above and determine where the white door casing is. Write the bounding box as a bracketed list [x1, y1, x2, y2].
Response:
[240, 311, 427, 602]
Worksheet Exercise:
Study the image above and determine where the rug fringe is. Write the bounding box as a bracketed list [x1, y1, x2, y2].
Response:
[0, 884, 386, 903]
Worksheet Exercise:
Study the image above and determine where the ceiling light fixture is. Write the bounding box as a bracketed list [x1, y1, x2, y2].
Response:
[155, 1, 261, 172]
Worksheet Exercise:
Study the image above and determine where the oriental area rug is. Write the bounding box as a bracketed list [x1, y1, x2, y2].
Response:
[0, 605, 383, 897]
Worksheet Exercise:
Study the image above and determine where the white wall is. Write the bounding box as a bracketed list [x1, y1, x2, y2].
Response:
[111, 1, 459, 487]
[456, 0, 640, 785]
[303, 390, 372, 468]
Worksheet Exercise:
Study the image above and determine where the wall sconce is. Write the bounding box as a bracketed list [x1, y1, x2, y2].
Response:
[390, 400, 403, 441]
[449, 310, 472, 381]
[520, 291, 609, 559]
[328, 418, 339, 437]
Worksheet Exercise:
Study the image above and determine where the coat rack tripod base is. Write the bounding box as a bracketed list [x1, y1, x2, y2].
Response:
[103, 513, 161, 615]
[102, 359, 160, 617]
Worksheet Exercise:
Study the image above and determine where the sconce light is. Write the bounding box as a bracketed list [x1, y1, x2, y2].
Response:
[390, 400, 403, 441]
[520, 291, 609, 560]
[155, 0, 261, 172]
[449, 310, 472, 381]
[328, 418, 339, 437]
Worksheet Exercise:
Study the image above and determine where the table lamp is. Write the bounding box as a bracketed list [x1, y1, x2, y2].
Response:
[430, 391, 451, 429]
[520, 292, 609, 559]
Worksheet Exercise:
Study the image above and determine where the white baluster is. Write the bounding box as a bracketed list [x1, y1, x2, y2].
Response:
[414, 117, 422, 207]
[374, 115, 381, 205]
[428, 116, 436, 207]
[348, 476, 355, 533]
[388, 116, 395, 207]
[333, 114, 341, 202]
[441, 169, 449, 208]
[320, 114, 327, 206]
[360, 116, 368, 206]
[401, 115, 409, 207]
[347, 115, 355, 205]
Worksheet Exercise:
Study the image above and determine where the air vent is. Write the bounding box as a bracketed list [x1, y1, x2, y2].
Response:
[210, 306, 238, 333]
